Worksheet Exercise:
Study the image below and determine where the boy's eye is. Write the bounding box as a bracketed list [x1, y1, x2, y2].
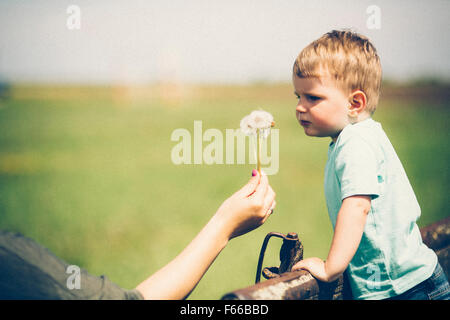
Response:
[294, 93, 321, 102]
[307, 95, 321, 102]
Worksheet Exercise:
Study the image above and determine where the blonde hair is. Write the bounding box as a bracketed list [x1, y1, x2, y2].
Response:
[293, 30, 382, 114]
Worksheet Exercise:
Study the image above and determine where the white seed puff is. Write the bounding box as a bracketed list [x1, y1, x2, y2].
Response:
[240, 110, 275, 138]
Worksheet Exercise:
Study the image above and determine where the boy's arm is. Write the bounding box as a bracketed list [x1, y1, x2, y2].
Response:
[292, 195, 371, 282]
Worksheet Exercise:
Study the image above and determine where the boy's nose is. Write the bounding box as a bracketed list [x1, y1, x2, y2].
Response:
[296, 103, 307, 113]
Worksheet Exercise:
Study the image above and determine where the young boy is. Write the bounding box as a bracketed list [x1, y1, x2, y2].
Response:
[291, 30, 449, 300]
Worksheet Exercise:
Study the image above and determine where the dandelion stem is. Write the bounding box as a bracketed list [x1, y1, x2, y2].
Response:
[257, 129, 261, 174]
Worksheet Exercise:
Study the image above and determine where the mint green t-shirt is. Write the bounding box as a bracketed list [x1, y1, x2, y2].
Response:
[324, 117, 437, 300]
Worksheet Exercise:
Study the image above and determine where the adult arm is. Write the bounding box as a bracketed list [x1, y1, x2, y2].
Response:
[135, 171, 276, 299]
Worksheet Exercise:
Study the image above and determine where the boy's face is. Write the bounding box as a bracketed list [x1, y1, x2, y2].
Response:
[293, 74, 351, 141]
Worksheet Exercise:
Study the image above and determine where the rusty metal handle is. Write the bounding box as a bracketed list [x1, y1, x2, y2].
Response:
[255, 232, 288, 284]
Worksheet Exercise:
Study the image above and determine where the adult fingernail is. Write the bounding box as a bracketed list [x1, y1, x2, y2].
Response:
[252, 169, 258, 177]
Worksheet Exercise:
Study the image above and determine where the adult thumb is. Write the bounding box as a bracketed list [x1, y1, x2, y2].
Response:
[239, 170, 260, 197]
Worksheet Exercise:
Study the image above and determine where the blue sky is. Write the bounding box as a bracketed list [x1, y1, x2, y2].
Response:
[0, 0, 449, 84]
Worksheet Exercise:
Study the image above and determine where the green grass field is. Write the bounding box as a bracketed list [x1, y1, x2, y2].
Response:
[0, 83, 449, 299]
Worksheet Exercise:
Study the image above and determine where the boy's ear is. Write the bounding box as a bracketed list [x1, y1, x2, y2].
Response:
[348, 90, 367, 118]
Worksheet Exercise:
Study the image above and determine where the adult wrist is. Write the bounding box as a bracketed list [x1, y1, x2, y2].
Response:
[207, 212, 231, 249]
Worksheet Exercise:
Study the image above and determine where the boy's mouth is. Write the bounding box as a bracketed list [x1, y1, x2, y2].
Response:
[300, 120, 311, 126]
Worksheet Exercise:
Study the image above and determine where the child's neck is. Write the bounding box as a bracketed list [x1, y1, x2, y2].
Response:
[331, 114, 372, 143]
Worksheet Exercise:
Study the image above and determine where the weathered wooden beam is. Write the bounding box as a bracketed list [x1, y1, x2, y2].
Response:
[222, 269, 350, 300]
[421, 216, 450, 279]
[420, 216, 450, 250]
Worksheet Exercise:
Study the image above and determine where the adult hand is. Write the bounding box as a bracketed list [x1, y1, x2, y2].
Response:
[213, 169, 276, 240]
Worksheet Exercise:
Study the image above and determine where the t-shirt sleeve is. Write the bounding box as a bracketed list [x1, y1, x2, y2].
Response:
[335, 135, 380, 201]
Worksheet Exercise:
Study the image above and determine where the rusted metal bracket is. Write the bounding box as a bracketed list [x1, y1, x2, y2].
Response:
[255, 232, 303, 284]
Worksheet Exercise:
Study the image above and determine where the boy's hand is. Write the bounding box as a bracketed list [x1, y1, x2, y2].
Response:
[292, 257, 331, 282]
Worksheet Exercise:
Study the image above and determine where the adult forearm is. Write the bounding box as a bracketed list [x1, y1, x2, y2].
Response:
[135, 215, 229, 300]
